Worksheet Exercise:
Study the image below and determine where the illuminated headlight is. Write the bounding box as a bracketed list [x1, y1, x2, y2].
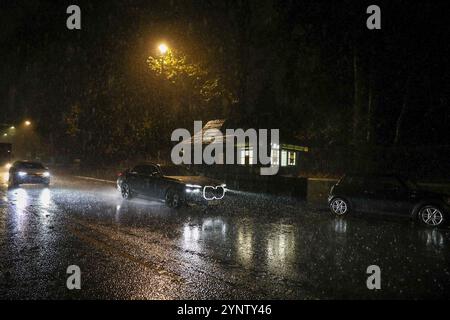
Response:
[221, 184, 226, 188]
[43, 172, 50, 177]
[186, 184, 202, 194]
[186, 188, 201, 193]
[18, 171, 27, 177]
[186, 184, 202, 189]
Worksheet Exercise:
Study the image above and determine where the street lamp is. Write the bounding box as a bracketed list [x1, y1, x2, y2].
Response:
[10, 126, 15, 130]
[24, 120, 31, 126]
[158, 43, 168, 55]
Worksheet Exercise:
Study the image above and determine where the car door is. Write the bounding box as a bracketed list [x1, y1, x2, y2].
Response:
[127, 165, 146, 194]
[140, 165, 161, 198]
[341, 175, 367, 212]
[377, 176, 412, 215]
[359, 176, 382, 213]
[149, 166, 168, 200]
[363, 176, 410, 215]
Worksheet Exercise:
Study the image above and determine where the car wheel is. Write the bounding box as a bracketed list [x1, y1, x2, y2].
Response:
[121, 183, 132, 200]
[418, 205, 445, 227]
[165, 188, 183, 208]
[330, 198, 350, 216]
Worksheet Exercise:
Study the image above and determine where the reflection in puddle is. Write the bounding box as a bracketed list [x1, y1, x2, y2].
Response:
[419, 229, 445, 250]
[181, 218, 229, 263]
[202, 218, 227, 236]
[267, 224, 296, 274]
[332, 217, 347, 234]
[183, 224, 201, 252]
[39, 188, 51, 208]
[9, 188, 29, 232]
[237, 225, 253, 266]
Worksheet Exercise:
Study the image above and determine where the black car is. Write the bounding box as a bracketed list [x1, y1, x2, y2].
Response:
[117, 163, 226, 208]
[328, 174, 450, 227]
[8, 160, 51, 187]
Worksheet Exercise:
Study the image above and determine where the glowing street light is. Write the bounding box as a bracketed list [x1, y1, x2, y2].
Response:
[24, 120, 31, 126]
[10, 126, 15, 130]
[158, 43, 168, 55]
[3, 133, 7, 137]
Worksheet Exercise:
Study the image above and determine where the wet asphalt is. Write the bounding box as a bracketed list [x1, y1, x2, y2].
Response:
[0, 171, 450, 299]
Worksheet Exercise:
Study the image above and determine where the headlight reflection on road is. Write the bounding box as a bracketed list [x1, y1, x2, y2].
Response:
[201, 218, 227, 237]
[39, 188, 52, 209]
[14, 188, 28, 211]
[10, 188, 29, 232]
[237, 225, 253, 267]
[115, 204, 122, 222]
[182, 224, 201, 253]
[266, 224, 296, 274]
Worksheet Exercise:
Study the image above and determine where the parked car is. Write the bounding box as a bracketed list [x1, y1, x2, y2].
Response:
[8, 160, 51, 187]
[117, 163, 226, 208]
[328, 174, 450, 227]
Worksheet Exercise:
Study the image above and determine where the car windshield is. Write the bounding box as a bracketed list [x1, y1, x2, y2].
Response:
[17, 162, 45, 169]
[160, 165, 195, 176]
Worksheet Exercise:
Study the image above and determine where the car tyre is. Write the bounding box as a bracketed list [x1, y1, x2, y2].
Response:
[165, 188, 183, 209]
[418, 205, 446, 227]
[330, 197, 350, 216]
[121, 183, 132, 200]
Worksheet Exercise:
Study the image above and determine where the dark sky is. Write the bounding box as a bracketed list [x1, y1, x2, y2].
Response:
[1, 1, 449, 148]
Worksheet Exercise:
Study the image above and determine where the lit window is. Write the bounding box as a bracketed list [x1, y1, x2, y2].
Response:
[287, 151, 296, 166]
[281, 150, 287, 167]
[271, 145, 280, 166]
[240, 147, 254, 165]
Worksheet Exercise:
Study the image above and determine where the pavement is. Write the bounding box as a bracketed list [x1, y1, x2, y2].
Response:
[1, 170, 450, 299]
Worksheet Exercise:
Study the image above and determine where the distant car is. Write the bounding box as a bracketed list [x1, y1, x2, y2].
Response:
[117, 163, 226, 208]
[328, 174, 450, 227]
[8, 160, 51, 187]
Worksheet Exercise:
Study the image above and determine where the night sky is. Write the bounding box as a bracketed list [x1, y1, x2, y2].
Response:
[1, 1, 449, 159]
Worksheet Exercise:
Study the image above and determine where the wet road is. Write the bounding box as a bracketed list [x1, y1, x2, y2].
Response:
[1, 171, 450, 299]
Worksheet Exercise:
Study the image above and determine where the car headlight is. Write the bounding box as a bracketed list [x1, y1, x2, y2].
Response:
[186, 184, 202, 194]
[186, 184, 202, 189]
[221, 183, 226, 188]
[18, 171, 27, 177]
[43, 172, 50, 177]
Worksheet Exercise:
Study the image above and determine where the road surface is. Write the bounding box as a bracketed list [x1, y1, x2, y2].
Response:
[1, 170, 449, 299]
